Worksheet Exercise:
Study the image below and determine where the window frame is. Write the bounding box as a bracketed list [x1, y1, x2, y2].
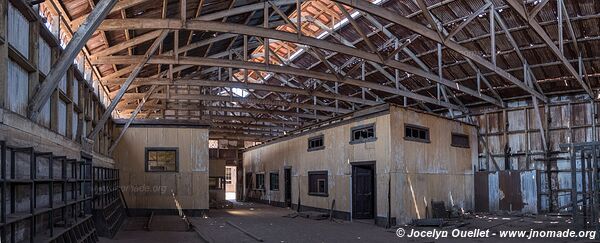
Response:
[7, 59, 30, 116]
[308, 171, 328, 197]
[349, 123, 377, 144]
[245, 172, 253, 189]
[404, 124, 430, 143]
[255, 173, 265, 190]
[225, 167, 232, 184]
[307, 135, 325, 151]
[269, 172, 280, 191]
[451, 132, 470, 148]
[7, 2, 31, 58]
[144, 147, 179, 172]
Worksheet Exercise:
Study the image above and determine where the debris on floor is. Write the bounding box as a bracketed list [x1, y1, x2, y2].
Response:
[210, 199, 235, 209]
[297, 211, 330, 220]
[412, 218, 445, 227]
[282, 212, 299, 218]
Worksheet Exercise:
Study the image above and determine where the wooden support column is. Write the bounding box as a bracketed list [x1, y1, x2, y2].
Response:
[437, 43, 442, 100]
[243, 34, 248, 82]
[0, 0, 7, 109]
[263, 2, 269, 65]
[525, 106, 530, 169]
[28, 0, 117, 120]
[489, 5, 496, 66]
[296, 0, 301, 37]
[108, 85, 158, 155]
[181, 0, 186, 24]
[557, 0, 563, 54]
[88, 30, 169, 140]
[29, 13, 40, 116]
[503, 109, 510, 170]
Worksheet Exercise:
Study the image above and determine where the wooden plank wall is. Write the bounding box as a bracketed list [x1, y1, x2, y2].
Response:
[474, 95, 597, 212]
[389, 106, 477, 223]
[0, 0, 116, 160]
[243, 113, 392, 218]
[112, 126, 210, 211]
[243, 105, 478, 224]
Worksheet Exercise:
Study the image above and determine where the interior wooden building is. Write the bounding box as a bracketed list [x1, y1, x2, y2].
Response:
[0, 0, 599, 242]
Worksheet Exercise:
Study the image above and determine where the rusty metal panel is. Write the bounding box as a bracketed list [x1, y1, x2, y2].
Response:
[499, 171, 524, 211]
[487, 112, 504, 133]
[508, 134, 526, 153]
[548, 105, 568, 129]
[571, 103, 591, 126]
[487, 135, 503, 154]
[507, 110, 526, 131]
[520, 170, 538, 214]
[474, 172, 489, 212]
[489, 172, 499, 211]
[478, 171, 538, 213]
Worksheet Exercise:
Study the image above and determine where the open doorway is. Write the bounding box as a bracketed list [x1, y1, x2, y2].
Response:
[225, 166, 237, 200]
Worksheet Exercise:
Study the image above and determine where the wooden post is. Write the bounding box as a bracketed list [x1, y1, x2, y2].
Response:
[28, 0, 117, 120]
[108, 85, 158, 155]
[0, 0, 7, 109]
[88, 30, 169, 140]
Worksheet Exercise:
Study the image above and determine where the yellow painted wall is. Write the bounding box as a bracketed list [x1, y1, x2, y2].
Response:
[243, 113, 391, 217]
[243, 105, 477, 224]
[389, 106, 477, 223]
[113, 126, 209, 210]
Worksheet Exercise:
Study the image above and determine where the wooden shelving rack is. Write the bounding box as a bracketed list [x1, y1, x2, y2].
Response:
[92, 167, 125, 238]
[0, 141, 98, 243]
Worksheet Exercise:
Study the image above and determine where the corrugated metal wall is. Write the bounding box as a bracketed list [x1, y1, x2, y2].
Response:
[475, 170, 538, 214]
[7, 60, 29, 116]
[475, 95, 596, 212]
[7, 2, 29, 57]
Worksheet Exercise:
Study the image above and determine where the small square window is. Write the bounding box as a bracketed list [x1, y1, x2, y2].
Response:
[451, 133, 470, 148]
[308, 171, 328, 196]
[270, 172, 279, 191]
[308, 135, 325, 151]
[209, 177, 224, 190]
[145, 148, 178, 172]
[255, 173, 265, 190]
[404, 124, 430, 143]
[246, 172, 253, 189]
[350, 124, 376, 144]
[225, 167, 232, 184]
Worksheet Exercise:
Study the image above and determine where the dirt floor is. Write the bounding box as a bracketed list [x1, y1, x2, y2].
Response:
[100, 202, 599, 243]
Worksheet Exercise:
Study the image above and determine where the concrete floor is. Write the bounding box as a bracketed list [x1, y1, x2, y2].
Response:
[191, 202, 398, 242]
[100, 202, 599, 243]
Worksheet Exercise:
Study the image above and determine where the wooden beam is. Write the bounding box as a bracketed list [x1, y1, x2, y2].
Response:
[209, 132, 272, 141]
[120, 103, 330, 120]
[108, 85, 158, 155]
[70, 0, 154, 28]
[90, 30, 163, 58]
[87, 30, 170, 140]
[90, 0, 294, 59]
[331, 0, 547, 103]
[98, 55, 466, 111]
[111, 78, 380, 106]
[28, 0, 118, 120]
[119, 93, 351, 113]
[96, 19, 499, 107]
[446, 2, 491, 41]
[190, 115, 302, 125]
[528, 0, 549, 21]
[504, 0, 593, 98]
[335, 2, 382, 60]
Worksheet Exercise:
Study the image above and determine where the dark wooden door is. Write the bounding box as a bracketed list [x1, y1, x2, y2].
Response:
[284, 168, 292, 207]
[352, 164, 374, 219]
